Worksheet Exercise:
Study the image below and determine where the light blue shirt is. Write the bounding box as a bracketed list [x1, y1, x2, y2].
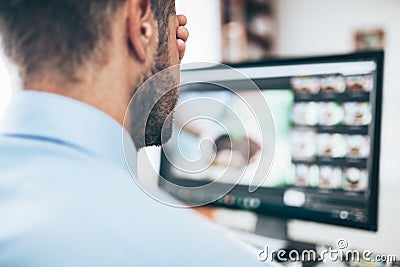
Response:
[0, 91, 263, 267]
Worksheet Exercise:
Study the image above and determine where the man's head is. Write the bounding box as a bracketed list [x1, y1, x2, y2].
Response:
[0, 0, 182, 148]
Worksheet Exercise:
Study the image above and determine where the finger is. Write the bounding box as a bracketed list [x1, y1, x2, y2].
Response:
[178, 39, 186, 60]
[177, 14, 187, 26]
[176, 26, 189, 42]
[177, 39, 186, 60]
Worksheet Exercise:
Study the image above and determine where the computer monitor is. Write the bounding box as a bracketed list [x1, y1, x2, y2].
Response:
[159, 51, 383, 233]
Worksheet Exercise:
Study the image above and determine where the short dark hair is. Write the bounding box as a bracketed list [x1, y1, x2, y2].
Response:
[0, 0, 175, 84]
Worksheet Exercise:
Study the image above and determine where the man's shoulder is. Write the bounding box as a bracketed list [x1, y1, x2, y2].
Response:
[0, 134, 136, 214]
[0, 134, 122, 174]
[0, 137, 263, 267]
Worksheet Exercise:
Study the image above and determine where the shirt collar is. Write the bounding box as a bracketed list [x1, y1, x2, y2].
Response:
[0, 90, 137, 172]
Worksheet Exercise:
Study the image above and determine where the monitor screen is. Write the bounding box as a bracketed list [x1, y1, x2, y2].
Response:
[159, 51, 383, 231]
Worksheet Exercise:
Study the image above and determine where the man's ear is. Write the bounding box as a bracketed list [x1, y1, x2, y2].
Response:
[127, 0, 154, 62]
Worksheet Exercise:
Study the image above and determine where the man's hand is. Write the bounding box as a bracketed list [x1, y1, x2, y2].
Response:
[176, 14, 189, 62]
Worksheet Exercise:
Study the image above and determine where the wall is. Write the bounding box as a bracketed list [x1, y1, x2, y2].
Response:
[275, 0, 400, 256]
[176, 0, 222, 64]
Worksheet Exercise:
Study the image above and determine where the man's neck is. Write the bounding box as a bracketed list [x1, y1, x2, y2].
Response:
[24, 64, 132, 126]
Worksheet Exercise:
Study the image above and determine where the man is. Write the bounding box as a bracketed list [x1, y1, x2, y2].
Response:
[0, 0, 263, 266]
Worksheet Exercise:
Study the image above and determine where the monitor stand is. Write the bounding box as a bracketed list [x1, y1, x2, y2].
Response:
[254, 215, 320, 266]
[255, 215, 288, 240]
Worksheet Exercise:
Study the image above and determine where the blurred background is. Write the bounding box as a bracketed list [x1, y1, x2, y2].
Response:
[0, 0, 399, 257]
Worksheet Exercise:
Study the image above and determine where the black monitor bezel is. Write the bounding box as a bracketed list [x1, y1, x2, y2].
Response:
[159, 50, 384, 231]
